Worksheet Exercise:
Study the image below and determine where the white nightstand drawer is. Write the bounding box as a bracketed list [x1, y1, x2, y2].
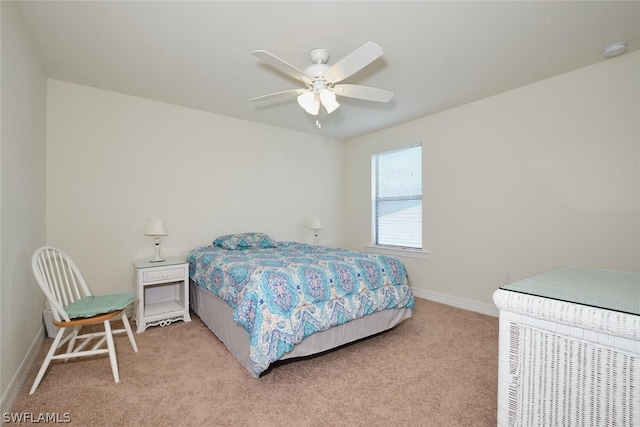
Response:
[142, 268, 185, 283]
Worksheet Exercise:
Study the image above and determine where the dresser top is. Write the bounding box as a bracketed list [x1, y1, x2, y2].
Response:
[132, 258, 187, 269]
[500, 266, 640, 316]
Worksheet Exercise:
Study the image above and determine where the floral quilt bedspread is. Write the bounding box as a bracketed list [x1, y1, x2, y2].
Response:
[187, 242, 415, 377]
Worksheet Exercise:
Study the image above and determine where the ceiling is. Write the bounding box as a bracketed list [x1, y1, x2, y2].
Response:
[15, 1, 640, 141]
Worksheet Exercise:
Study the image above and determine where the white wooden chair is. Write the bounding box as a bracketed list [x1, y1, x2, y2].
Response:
[30, 246, 139, 394]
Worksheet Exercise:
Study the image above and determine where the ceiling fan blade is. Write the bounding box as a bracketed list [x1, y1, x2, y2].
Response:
[325, 42, 384, 83]
[250, 88, 307, 102]
[252, 50, 312, 85]
[332, 84, 393, 103]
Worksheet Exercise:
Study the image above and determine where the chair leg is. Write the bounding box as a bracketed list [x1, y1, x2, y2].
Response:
[121, 312, 138, 352]
[30, 327, 66, 395]
[64, 325, 81, 363]
[103, 320, 119, 383]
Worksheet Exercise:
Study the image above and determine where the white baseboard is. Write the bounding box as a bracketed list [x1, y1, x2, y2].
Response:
[0, 327, 45, 421]
[411, 287, 499, 317]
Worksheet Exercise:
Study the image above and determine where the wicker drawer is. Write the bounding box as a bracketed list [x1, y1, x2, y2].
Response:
[142, 268, 185, 284]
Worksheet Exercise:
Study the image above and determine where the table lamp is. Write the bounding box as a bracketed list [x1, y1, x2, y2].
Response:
[310, 217, 323, 245]
[144, 219, 168, 262]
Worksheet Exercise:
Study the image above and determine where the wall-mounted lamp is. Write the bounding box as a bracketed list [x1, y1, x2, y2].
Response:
[144, 219, 168, 262]
[310, 217, 323, 246]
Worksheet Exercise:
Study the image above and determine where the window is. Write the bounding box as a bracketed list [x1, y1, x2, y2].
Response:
[372, 144, 422, 249]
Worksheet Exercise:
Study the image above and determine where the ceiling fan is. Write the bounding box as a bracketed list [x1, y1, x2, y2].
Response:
[250, 42, 393, 117]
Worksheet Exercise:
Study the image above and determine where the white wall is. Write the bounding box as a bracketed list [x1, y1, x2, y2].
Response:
[46, 80, 344, 296]
[344, 51, 640, 307]
[0, 1, 47, 411]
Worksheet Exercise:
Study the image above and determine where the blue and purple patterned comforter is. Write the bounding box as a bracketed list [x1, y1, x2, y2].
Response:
[187, 242, 414, 376]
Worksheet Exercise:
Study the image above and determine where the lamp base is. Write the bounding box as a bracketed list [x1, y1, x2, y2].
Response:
[150, 240, 164, 262]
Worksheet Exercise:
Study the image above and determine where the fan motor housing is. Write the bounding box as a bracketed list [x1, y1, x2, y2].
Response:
[309, 48, 329, 64]
[305, 63, 330, 79]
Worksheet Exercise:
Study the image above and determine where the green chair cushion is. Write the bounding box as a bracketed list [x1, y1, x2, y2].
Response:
[65, 293, 136, 319]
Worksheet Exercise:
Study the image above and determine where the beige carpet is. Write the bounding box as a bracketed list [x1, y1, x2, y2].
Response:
[10, 297, 498, 426]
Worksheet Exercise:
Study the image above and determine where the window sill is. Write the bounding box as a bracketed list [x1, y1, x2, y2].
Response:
[365, 245, 429, 260]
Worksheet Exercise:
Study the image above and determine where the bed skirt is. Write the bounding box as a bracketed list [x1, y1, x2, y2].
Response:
[190, 280, 413, 377]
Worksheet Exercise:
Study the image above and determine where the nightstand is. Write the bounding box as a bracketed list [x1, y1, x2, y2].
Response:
[132, 259, 191, 333]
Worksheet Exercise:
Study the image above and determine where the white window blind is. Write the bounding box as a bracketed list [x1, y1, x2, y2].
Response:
[372, 145, 422, 249]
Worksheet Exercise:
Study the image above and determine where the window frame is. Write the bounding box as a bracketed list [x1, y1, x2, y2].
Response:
[369, 144, 427, 258]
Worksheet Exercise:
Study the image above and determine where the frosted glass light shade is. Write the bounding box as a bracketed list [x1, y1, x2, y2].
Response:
[297, 91, 320, 115]
[319, 89, 340, 114]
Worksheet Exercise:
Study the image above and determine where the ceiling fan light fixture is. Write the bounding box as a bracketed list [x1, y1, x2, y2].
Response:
[319, 89, 340, 114]
[297, 91, 320, 115]
[252, 42, 392, 122]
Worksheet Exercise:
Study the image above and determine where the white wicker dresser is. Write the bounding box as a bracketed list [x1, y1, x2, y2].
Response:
[493, 266, 640, 427]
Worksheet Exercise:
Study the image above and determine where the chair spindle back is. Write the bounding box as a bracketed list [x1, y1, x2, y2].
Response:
[32, 247, 93, 322]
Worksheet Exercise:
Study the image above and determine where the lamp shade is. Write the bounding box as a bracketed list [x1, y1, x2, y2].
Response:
[319, 89, 340, 114]
[297, 91, 320, 115]
[310, 218, 323, 230]
[144, 219, 168, 236]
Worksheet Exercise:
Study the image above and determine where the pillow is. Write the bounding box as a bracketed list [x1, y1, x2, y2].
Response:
[213, 232, 278, 250]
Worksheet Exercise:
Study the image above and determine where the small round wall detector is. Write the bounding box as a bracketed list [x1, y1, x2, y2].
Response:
[601, 42, 627, 58]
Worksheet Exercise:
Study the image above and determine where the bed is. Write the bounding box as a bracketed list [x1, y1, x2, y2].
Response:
[187, 232, 415, 377]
